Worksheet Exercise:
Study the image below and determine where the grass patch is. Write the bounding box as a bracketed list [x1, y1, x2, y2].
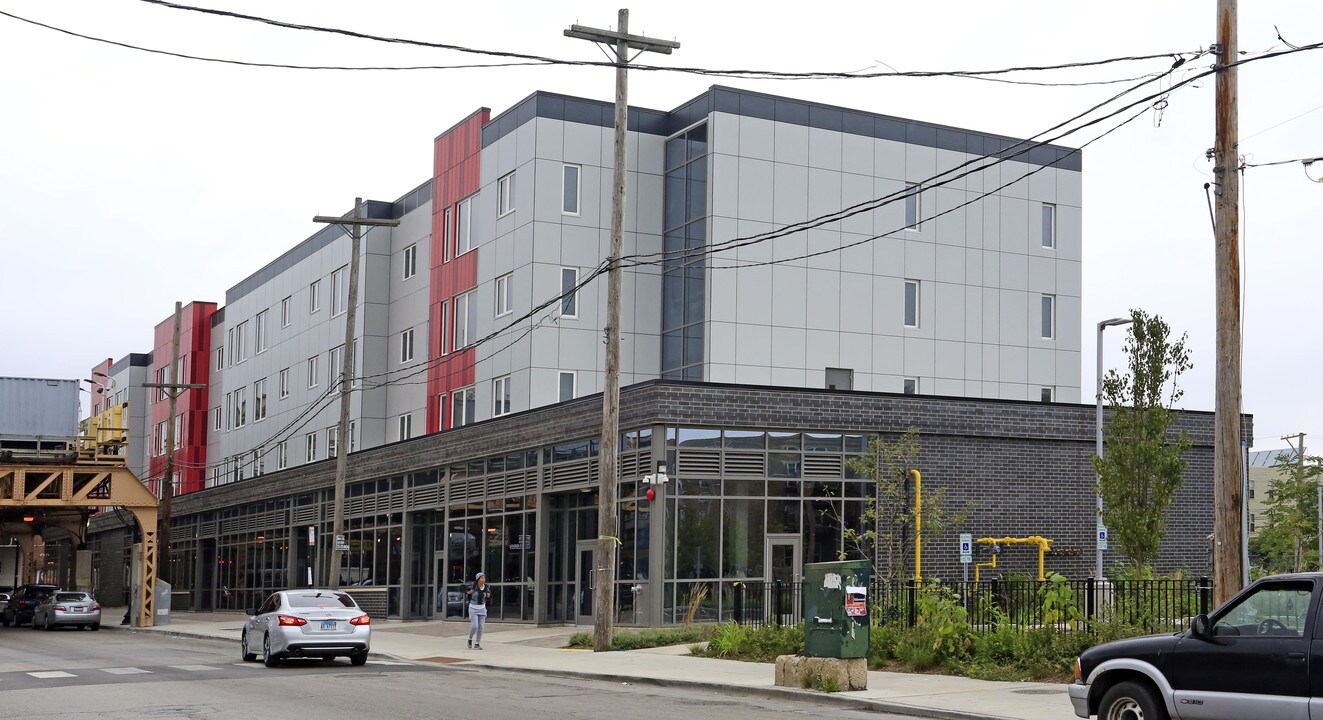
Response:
[694, 622, 804, 662]
[566, 625, 717, 650]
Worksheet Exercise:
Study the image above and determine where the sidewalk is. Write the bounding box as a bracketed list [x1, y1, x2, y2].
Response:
[103, 608, 1071, 720]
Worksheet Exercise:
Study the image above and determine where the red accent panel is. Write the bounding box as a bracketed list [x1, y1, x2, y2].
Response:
[147, 301, 216, 497]
[426, 110, 489, 434]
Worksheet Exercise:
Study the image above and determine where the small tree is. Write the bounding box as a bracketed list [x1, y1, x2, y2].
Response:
[1093, 309, 1193, 578]
[1250, 453, 1323, 574]
[842, 427, 968, 581]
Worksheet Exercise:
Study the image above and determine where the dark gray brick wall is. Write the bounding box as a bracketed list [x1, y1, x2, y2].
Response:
[89, 380, 1248, 584]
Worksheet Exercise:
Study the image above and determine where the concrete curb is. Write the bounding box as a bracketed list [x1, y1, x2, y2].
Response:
[103, 624, 1013, 720]
[429, 659, 1016, 720]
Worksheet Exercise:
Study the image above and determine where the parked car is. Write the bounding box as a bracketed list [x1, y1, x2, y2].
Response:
[1, 584, 60, 627]
[242, 589, 370, 667]
[1071, 572, 1318, 719]
[31, 591, 101, 631]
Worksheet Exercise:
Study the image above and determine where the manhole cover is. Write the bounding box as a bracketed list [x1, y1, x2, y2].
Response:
[1012, 688, 1065, 695]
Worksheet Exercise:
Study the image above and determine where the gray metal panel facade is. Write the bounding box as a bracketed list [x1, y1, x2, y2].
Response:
[0, 377, 81, 439]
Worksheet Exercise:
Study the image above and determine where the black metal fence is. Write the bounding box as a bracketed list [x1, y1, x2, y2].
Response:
[732, 577, 1212, 633]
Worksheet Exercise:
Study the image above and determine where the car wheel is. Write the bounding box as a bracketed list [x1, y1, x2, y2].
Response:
[90, 623, 100, 631]
[241, 633, 257, 662]
[1100, 680, 1168, 720]
[350, 651, 368, 666]
[262, 633, 280, 667]
[1, 614, 9, 627]
[31, 615, 41, 630]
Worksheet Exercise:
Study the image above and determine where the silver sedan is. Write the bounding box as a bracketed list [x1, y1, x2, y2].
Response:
[31, 592, 101, 631]
[242, 589, 371, 667]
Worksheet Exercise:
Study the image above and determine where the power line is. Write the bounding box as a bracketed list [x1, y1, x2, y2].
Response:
[616, 40, 1323, 271]
[0, 9, 549, 72]
[1243, 154, 1323, 168]
[133, 0, 1198, 82]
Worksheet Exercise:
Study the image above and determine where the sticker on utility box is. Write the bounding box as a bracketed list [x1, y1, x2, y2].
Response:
[845, 586, 867, 616]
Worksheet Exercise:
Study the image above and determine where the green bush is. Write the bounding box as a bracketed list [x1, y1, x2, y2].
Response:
[867, 622, 903, 668]
[699, 622, 803, 661]
[567, 625, 717, 650]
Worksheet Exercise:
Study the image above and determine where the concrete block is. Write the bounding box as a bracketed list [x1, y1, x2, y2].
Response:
[774, 654, 867, 692]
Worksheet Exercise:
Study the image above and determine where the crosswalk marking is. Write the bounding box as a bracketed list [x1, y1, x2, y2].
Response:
[28, 671, 76, 679]
[170, 665, 218, 672]
[101, 667, 152, 675]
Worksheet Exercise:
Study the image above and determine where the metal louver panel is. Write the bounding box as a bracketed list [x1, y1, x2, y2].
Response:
[803, 455, 843, 478]
[677, 449, 721, 476]
[292, 506, 318, 524]
[550, 460, 591, 488]
[723, 452, 766, 476]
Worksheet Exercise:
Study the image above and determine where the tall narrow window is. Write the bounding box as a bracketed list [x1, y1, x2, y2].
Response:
[233, 387, 247, 428]
[454, 292, 475, 349]
[403, 244, 417, 280]
[440, 300, 450, 355]
[327, 426, 339, 458]
[456, 196, 473, 255]
[331, 266, 347, 316]
[1041, 294, 1056, 339]
[498, 172, 515, 216]
[329, 345, 343, 387]
[348, 420, 357, 452]
[904, 184, 921, 229]
[493, 375, 512, 417]
[255, 310, 269, 354]
[451, 386, 475, 428]
[277, 441, 288, 469]
[903, 377, 919, 395]
[223, 392, 231, 430]
[561, 267, 579, 318]
[400, 328, 415, 363]
[903, 280, 920, 328]
[254, 378, 267, 421]
[398, 413, 413, 441]
[307, 356, 319, 388]
[279, 368, 290, 398]
[234, 321, 248, 362]
[281, 296, 292, 327]
[309, 279, 321, 313]
[215, 347, 224, 371]
[225, 330, 234, 369]
[436, 395, 446, 431]
[443, 206, 453, 262]
[212, 406, 222, 431]
[558, 371, 576, 403]
[562, 164, 581, 215]
[305, 432, 317, 463]
[1042, 203, 1057, 249]
[495, 273, 513, 317]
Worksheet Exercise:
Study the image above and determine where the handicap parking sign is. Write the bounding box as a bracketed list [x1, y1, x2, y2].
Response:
[1097, 527, 1108, 550]
[959, 533, 972, 563]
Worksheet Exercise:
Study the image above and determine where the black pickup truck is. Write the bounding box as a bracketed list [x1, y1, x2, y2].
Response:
[1071, 573, 1319, 720]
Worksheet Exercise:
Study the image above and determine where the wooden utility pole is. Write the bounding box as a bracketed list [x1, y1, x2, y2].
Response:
[564, 9, 679, 652]
[1212, 0, 1242, 605]
[313, 198, 399, 589]
[142, 301, 205, 581]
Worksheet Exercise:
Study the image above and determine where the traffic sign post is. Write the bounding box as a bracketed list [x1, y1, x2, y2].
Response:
[959, 533, 972, 584]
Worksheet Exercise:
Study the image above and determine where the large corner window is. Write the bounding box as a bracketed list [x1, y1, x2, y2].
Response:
[661, 121, 708, 381]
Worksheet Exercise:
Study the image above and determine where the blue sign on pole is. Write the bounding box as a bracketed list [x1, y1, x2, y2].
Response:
[1097, 527, 1109, 551]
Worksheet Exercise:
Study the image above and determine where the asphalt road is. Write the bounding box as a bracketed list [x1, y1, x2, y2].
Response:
[0, 627, 922, 720]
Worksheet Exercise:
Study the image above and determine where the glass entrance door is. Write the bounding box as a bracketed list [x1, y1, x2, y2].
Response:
[575, 540, 595, 625]
[765, 535, 801, 626]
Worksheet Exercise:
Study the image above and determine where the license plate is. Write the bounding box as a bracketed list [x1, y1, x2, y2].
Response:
[320, 620, 337, 630]
[72, 607, 85, 612]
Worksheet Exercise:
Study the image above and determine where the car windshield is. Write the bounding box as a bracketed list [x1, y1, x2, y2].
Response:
[286, 592, 356, 609]
[55, 593, 89, 602]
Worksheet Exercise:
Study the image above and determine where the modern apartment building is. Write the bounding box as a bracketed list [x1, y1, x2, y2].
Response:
[84, 353, 153, 480]
[83, 85, 1215, 630]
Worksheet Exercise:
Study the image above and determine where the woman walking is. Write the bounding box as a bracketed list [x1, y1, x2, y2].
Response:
[466, 572, 491, 649]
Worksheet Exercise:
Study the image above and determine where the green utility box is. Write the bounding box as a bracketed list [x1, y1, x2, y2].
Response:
[803, 560, 872, 659]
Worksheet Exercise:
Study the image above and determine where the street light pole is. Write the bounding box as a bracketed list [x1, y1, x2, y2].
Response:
[1095, 316, 1133, 580]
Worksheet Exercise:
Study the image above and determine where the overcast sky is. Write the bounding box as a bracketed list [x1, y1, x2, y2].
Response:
[1, 0, 1319, 450]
